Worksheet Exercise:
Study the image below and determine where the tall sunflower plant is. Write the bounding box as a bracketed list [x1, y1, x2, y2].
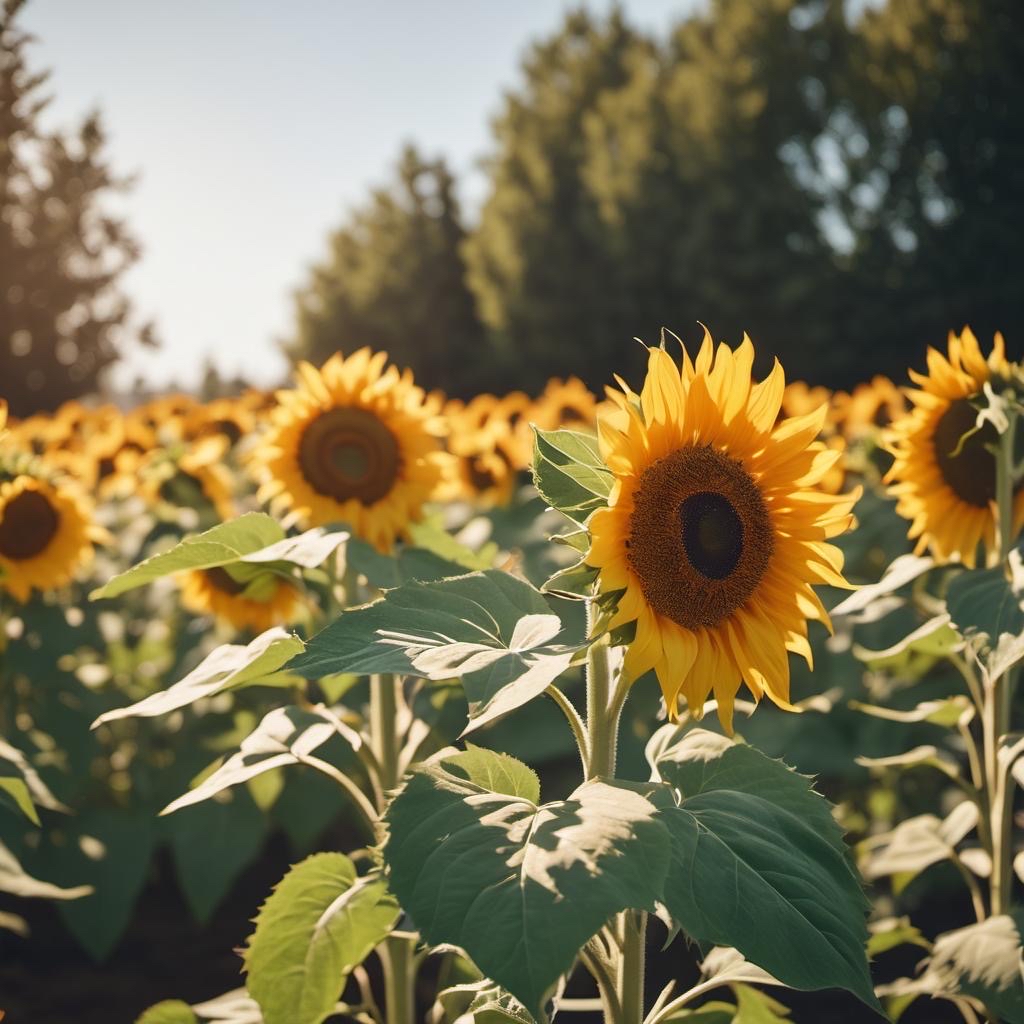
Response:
[120, 331, 886, 1024]
[831, 331, 1024, 1023]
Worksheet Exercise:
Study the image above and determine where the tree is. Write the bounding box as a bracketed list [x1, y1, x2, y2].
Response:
[285, 145, 487, 396]
[0, 0, 154, 417]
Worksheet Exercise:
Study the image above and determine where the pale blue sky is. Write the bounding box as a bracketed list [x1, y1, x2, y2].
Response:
[23, 1, 697, 391]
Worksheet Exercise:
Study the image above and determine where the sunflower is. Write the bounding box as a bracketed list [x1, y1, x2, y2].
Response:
[253, 349, 447, 552]
[835, 376, 907, 442]
[439, 399, 517, 506]
[487, 391, 535, 471]
[180, 567, 304, 633]
[533, 377, 598, 432]
[0, 475, 102, 602]
[886, 328, 1021, 568]
[139, 436, 236, 521]
[586, 330, 857, 732]
[183, 397, 256, 446]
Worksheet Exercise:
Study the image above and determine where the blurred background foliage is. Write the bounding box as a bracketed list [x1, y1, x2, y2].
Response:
[2, 0, 1022, 415]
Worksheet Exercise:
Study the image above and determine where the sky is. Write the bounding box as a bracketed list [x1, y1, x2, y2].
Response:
[23, 0, 697, 393]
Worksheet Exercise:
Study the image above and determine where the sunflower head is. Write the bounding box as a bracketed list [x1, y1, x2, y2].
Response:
[180, 566, 305, 633]
[586, 329, 857, 732]
[886, 328, 1021, 568]
[532, 377, 598, 432]
[0, 474, 103, 602]
[252, 349, 447, 552]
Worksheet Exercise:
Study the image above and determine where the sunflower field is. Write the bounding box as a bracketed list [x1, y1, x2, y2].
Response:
[3, 324, 1024, 1023]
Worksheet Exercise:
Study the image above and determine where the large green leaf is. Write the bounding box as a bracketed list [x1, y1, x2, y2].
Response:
[648, 728, 849, 859]
[245, 853, 399, 1024]
[344, 535, 477, 589]
[93, 628, 305, 726]
[90, 513, 285, 598]
[92, 513, 348, 599]
[162, 705, 360, 815]
[658, 788, 878, 1011]
[170, 790, 267, 923]
[383, 747, 669, 1017]
[290, 570, 579, 732]
[531, 427, 612, 523]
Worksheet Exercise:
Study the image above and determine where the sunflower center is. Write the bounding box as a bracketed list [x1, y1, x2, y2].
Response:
[680, 492, 744, 580]
[933, 397, 998, 508]
[0, 490, 61, 560]
[298, 407, 400, 505]
[627, 446, 774, 630]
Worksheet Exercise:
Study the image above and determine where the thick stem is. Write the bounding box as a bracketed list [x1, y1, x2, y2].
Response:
[586, 639, 616, 779]
[381, 934, 416, 1024]
[369, 673, 401, 799]
[617, 911, 647, 1024]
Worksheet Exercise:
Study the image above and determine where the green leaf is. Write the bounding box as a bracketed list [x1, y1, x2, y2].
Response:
[830, 553, 934, 618]
[171, 791, 267, 923]
[856, 744, 964, 784]
[733, 984, 791, 1023]
[531, 427, 612, 523]
[648, 728, 849, 858]
[92, 628, 305, 726]
[867, 917, 931, 957]
[135, 1001, 198, 1024]
[858, 803, 979, 884]
[345, 535, 477, 589]
[948, 554, 1024, 683]
[659, 1003, 736, 1023]
[162, 705, 360, 815]
[659, 788, 878, 1011]
[0, 840, 92, 900]
[850, 696, 973, 728]
[91, 513, 286, 598]
[406, 518, 497, 570]
[290, 570, 579, 732]
[245, 853, 399, 1024]
[851, 614, 962, 669]
[240, 527, 348, 569]
[892, 916, 1024, 1023]
[0, 735, 66, 825]
[698, 946, 780, 990]
[540, 556, 599, 600]
[446, 743, 541, 802]
[383, 747, 669, 1017]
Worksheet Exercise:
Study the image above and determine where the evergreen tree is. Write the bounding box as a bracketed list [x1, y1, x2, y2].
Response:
[0, 0, 153, 417]
[285, 144, 486, 396]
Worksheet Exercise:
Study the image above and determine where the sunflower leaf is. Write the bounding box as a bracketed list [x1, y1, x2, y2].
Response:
[851, 613, 963, 669]
[383, 747, 669, 1019]
[288, 570, 581, 732]
[531, 427, 613, 523]
[344, 534, 476, 589]
[0, 839, 93, 901]
[135, 1001, 199, 1024]
[91, 513, 348, 599]
[244, 853, 399, 1024]
[0, 735, 67, 825]
[161, 705, 359, 815]
[830, 553, 934, 619]
[659, 787, 880, 1012]
[91, 628, 305, 727]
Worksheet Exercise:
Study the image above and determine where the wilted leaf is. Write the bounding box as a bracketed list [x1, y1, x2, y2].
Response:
[852, 614, 962, 669]
[93, 629, 305, 726]
[856, 745, 964, 784]
[850, 696, 972, 728]
[859, 803, 979, 882]
[0, 840, 92, 900]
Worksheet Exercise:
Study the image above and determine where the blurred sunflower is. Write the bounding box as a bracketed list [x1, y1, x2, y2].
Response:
[253, 349, 446, 551]
[587, 331, 857, 731]
[140, 436, 236, 521]
[183, 397, 256, 446]
[0, 475, 103, 602]
[180, 567, 304, 633]
[886, 328, 1021, 568]
[488, 391, 535, 471]
[532, 377, 597, 432]
[439, 399, 516, 506]
[835, 376, 907, 442]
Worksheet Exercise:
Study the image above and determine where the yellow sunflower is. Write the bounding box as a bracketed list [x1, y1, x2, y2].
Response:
[886, 328, 1021, 568]
[587, 330, 857, 732]
[139, 436, 236, 521]
[253, 349, 447, 552]
[0, 475, 103, 602]
[533, 377, 598, 432]
[835, 376, 907, 442]
[180, 567, 304, 633]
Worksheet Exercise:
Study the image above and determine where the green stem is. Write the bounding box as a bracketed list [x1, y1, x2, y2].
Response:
[584, 634, 644, 1021]
[380, 934, 416, 1024]
[369, 673, 401, 799]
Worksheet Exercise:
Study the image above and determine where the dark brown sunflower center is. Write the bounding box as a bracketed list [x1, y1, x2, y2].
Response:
[627, 446, 774, 630]
[0, 490, 60, 560]
[205, 566, 247, 596]
[933, 397, 998, 508]
[298, 407, 400, 505]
